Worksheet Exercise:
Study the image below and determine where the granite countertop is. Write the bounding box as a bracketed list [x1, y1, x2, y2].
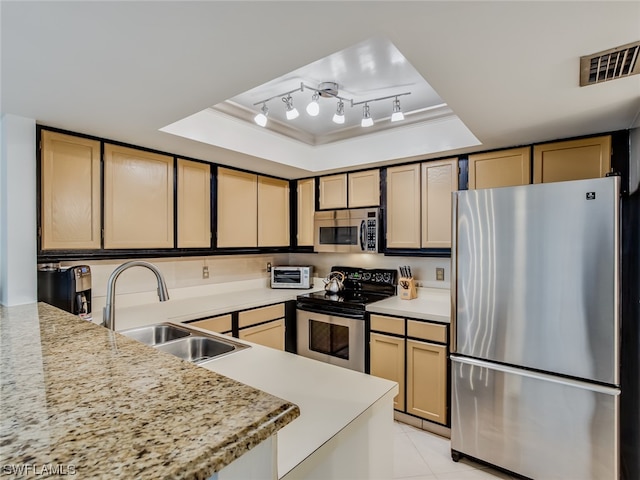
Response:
[366, 287, 451, 323]
[0, 303, 299, 479]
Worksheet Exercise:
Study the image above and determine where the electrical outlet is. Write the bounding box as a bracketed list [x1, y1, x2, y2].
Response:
[436, 267, 445, 281]
[202, 266, 209, 279]
[267, 262, 272, 273]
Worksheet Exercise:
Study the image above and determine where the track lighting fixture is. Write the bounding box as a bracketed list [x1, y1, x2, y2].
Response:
[254, 103, 268, 127]
[252, 82, 410, 128]
[306, 92, 320, 116]
[332, 99, 345, 124]
[391, 97, 404, 122]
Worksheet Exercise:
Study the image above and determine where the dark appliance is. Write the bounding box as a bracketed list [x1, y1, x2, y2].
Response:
[38, 265, 92, 319]
[296, 266, 396, 372]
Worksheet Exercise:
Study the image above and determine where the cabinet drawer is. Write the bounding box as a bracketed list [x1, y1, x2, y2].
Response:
[189, 314, 232, 334]
[238, 303, 285, 328]
[370, 314, 405, 336]
[407, 320, 447, 344]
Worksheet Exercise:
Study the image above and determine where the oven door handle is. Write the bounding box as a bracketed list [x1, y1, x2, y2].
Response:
[359, 220, 366, 251]
[296, 305, 365, 320]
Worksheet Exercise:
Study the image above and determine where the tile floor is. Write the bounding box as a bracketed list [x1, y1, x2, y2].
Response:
[393, 421, 517, 480]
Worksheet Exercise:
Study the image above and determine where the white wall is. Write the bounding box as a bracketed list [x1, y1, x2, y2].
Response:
[0, 115, 37, 306]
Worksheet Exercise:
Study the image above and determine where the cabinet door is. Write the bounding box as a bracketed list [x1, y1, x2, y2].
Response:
[319, 173, 347, 209]
[386, 164, 421, 249]
[217, 167, 257, 248]
[40, 130, 101, 250]
[189, 314, 232, 335]
[421, 158, 457, 249]
[297, 178, 315, 247]
[103, 144, 174, 249]
[177, 159, 211, 248]
[258, 176, 289, 247]
[468, 147, 531, 189]
[370, 332, 405, 411]
[348, 169, 380, 207]
[533, 135, 611, 184]
[406, 339, 447, 424]
[238, 319, 285, 350]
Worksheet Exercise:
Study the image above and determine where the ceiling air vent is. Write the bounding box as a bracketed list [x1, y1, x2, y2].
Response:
[580, 41, 640, 86]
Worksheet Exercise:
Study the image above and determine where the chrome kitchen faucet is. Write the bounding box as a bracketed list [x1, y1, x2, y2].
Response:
[103, 261, 169, 330]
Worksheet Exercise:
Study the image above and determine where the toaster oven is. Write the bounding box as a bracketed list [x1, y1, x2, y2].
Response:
[271, 266, 313, 289]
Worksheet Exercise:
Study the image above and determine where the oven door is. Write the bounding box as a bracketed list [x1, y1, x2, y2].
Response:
[296, 309, 365, 372]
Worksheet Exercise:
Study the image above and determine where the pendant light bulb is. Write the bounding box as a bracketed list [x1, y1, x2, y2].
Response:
[283, 95, 299, 120]
[391, 97, 404, 122]
[254, 103, 268, 127]
[332, 99, 345, 124]
[306, 93, 320, 116]
[361, 103, 374, 127]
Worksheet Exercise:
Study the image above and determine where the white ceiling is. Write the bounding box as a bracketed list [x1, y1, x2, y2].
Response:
[2, 1, 639, 178]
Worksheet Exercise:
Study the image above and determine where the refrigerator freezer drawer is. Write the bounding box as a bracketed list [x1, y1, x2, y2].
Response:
[451, 356, 619, 480]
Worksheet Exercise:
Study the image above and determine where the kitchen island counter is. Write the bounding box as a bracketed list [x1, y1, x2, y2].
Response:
[0, 303, 299, 479]
[366, 287, 450, 323]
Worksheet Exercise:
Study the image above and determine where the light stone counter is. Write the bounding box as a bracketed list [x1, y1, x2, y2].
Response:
[366, 287, 451, 323]
[0, 303, 299, 480]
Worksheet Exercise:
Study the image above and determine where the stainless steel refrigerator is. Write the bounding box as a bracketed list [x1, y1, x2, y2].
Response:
[451, 177, 621, 479]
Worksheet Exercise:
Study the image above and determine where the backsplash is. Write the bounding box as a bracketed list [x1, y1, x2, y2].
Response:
[288, 253, 450, 289]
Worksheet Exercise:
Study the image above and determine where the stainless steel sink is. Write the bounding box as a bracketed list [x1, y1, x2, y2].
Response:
[155, 336, 245, 363]
[119, 322, 249, 363]
[119, 323, 192, 346]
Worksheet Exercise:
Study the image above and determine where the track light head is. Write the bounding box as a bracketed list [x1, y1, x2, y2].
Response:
[391, 97, 404, 122]
[306, 92, 320, 116]
[332, 99, 345, 124]
[361, 103, 374, 127]
[283, 95, 299, 120]
[254, 103, 268, 127]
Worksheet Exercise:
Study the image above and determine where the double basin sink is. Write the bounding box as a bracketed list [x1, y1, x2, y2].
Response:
[120, 322, 249, 363]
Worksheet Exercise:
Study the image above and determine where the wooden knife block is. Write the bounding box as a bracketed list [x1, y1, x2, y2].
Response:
[399, 277, 417, 300]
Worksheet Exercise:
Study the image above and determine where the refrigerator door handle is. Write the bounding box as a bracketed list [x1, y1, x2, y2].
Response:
[450, 355, 620, 395]
[450, 191, 458, 353]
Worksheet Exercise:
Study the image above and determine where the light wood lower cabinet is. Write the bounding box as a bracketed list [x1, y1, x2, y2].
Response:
[370, 332, 405, 410]
[369, 313, 449, 426]
[238, 303, 286, 350]
[40, 130, 101, 250]
[238, 319, 285, 351]
[406, 339, 447, 424]
[189, 314, 232, 335]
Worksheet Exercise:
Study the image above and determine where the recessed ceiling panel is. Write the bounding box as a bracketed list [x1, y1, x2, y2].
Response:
[212, 37, 451, 145]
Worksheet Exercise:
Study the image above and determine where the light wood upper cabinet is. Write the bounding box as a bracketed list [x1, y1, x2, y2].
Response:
[319, 174, 347, 209]
[370, 332, 406, 410]
[406, 339, 447, 424]
[103, 144, 174, 249]
[421, 158, 457, 249]
[177, 159, 210, 248]
[533, 135, 611, 184]
[217, 167, 258, 248]
[40, 130, 101, 250]
[297, 178, 315, 247]
[386, 164, 421, 249]
[348, 169, 380, 207]
[258, 176, 289, 247]
[468, 147, 531, 189]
